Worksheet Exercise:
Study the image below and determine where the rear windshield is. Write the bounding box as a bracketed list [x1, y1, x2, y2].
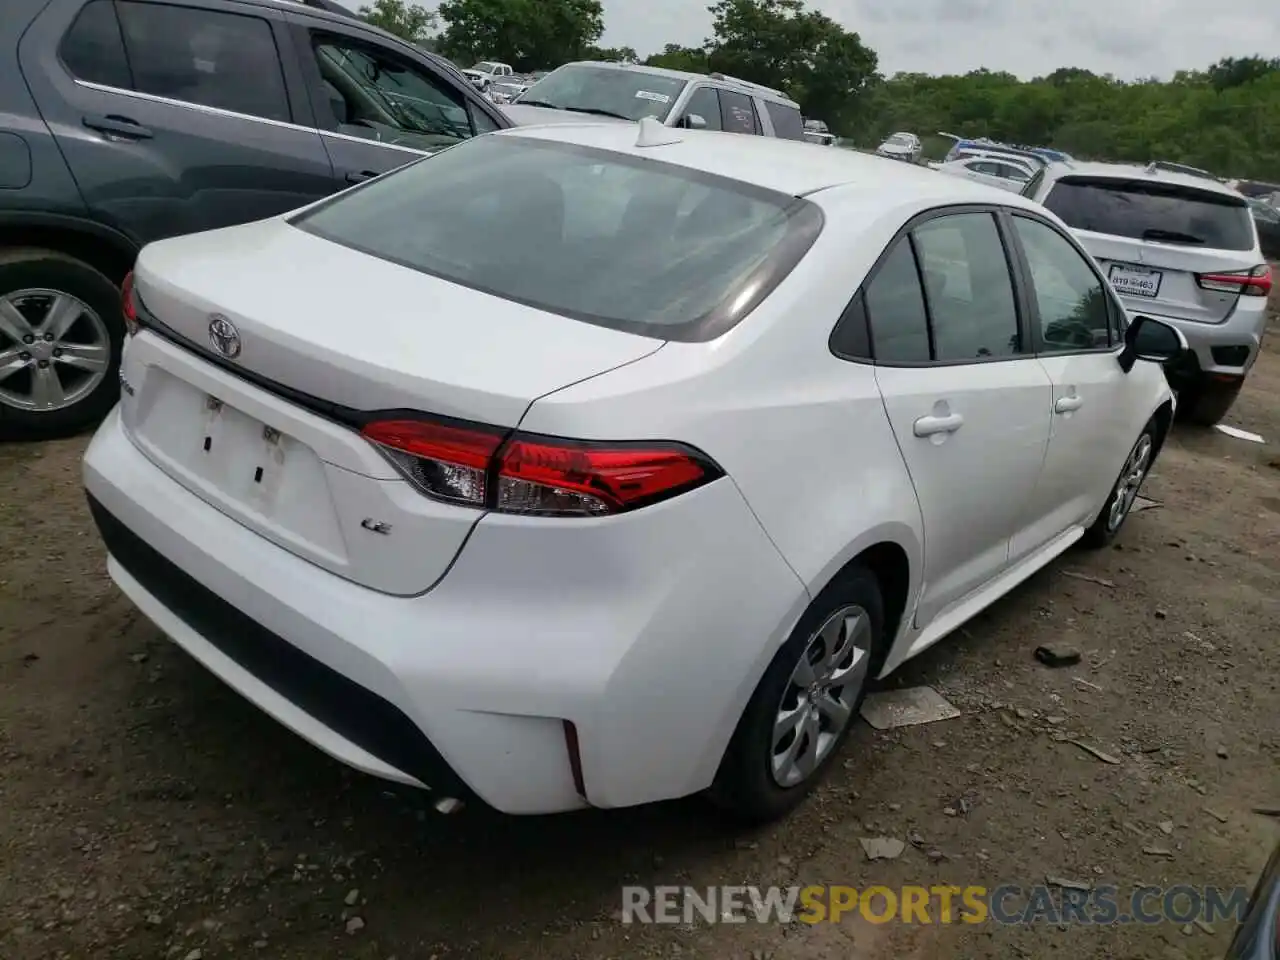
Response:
[292, 136, 822, 341]
[1044, 177, 1255, 251]
[517, 65, 686, 122]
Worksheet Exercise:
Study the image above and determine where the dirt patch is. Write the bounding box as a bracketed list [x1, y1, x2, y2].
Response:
[2, 323, 1278, 960]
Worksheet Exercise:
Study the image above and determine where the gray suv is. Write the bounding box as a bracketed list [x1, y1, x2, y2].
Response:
[1024, 161, 1270, 425]
[0, 0, 509, 439]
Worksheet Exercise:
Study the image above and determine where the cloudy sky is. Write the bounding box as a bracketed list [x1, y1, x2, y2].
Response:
[352, 0, 1279, 80]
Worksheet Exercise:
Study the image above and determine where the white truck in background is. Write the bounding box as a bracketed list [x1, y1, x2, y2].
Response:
[462, 61, 514, 90]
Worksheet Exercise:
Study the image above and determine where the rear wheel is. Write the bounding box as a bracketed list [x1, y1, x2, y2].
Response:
[1083, 422, 1156, 548]
[0, 250, 123, 440]
[1176, 376, 1243, 427]
[709, 565, 883, 824]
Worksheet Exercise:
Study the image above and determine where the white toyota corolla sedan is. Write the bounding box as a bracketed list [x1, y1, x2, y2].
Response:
[84, 118, 1184, 823]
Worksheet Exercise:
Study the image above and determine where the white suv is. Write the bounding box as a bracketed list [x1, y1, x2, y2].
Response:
[84, 122, 1181, 823]
[1024, 161, 1271, 424]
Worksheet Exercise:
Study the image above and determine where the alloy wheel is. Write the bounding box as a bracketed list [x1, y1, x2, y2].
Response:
[1107, 433, 1153, 532]
[0, 289, 111, 413]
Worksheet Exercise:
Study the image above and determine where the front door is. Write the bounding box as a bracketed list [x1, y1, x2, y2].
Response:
[865, 210, 1053, 626]
[21, 0, 335, 244]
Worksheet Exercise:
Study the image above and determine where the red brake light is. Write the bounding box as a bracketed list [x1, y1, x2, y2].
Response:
[121, 270, 139, 334]
[361, 416, 722, 517]
[1195, 264, 1272, 297]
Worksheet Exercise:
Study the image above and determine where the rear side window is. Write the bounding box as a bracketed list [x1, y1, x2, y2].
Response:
[864, 239, 931, 363]
[1043, 177, 1255, 251]
[293, 136, 822, 342]
[60, 0, 132, 89]
[718, 90, 760, 135]
[913, 213, 1021, 361]
[765, 101, 805, 140]
[115, 2, 291, 123]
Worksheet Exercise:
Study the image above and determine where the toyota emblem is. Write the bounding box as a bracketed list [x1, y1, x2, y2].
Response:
[207, 314, 241, 359]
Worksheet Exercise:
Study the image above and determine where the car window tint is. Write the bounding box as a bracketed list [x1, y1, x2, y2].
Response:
[864, 239, 931, 363]
[293, 136, 820, 341]
[681, 86, 722, 131]
[60, 0, 132, 89]
[1043, 177, 1254, 251]
[913, 213, 1021, 361]
[969, 161, 997, 175]
[718, 90, 760, 135]
[115, 2, 289, 122]
[765, 101, 805, 140]
[313, 39, 474, 151]
[1013, 216, 1112, 351]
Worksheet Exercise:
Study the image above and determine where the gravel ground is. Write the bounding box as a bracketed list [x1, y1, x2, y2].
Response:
[2, 307, 1278, 960]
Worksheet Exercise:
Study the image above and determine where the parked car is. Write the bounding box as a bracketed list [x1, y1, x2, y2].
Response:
[1024, 161, 1271, 425]
[0, 0, 509, 440]
[462, 60, 514, 90]
[507, 63, 806, 140]
[84, 120, 1182, 823]
[934, 155, 1036, 193]
[1248, 197, 1280, 259]
[486, 78, 531, 105]
[942, 137, 1048, 172]
[875, 132, 921, 163]
[803, 119, 837, 146]
[1225, 839, 1280, 960]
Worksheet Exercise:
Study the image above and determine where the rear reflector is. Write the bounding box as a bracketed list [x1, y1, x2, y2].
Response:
[1195, 264, 1272, 297]
[361, 416, 723, 517]
[121, 271, 139, 335]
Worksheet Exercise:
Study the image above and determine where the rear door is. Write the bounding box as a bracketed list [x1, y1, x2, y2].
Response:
[19, 0, 335, 244]
[1041, 175, 1261, 323]
[868, 208, 1053, 626]
[283, 15, 504, 186]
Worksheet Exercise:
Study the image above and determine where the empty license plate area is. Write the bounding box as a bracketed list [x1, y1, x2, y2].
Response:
[1108, 262, 1163, 299]
[131, 367, 348, 564]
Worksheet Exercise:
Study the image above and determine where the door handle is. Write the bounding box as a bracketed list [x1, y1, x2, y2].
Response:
[913, 413, 964, 437]
[82, 114, 152, 139]
[1055, 395, 1084, 414]
[346, 170, 378, 184]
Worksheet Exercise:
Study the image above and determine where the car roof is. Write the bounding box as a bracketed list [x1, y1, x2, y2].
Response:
[554, 61, 798, 104]
[1039, 160, 1244, 198]
[499, 121, 1047, 209]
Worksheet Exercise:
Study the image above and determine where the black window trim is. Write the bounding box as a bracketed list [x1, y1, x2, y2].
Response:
[1001, 209, 1127, 358]
[56, 0, 136, 91]
[830, 203, 1037, 369]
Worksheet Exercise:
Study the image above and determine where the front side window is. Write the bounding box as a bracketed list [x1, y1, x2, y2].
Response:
[681, 86, 723, 131]
[718, 90, 760, 135]
[518, 65, 686, 122]
[1043, 177, 1255, 250]
[292, 136, 821, 341]
[60, 0, 132, 89]
[913, 213, 1021, 361]
[115, 2, 289, 122]
[312, 38, 474, 151]
[1013, 216, 1112, 351]
[864, 239, 931, 363]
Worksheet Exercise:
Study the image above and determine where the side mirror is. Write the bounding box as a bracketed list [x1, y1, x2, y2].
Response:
[679, 113, 708, 130]
[1119, 315, 1186, 373]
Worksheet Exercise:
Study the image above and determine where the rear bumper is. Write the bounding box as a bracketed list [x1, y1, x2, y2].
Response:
[1132, 297, 1269, 380]
[83, 407, 807, 813]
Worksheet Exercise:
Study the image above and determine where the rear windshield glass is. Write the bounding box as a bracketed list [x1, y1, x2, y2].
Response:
[292, 136, 822, 341]
[517, 65, 686, 122]
[1044, 177, 1255, 251]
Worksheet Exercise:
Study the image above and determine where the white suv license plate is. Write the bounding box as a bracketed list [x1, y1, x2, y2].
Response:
[1108, 263, 1163, 298]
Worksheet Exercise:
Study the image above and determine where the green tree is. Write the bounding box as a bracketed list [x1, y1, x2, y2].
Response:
[358, 0, 437, 44]
[703, 0, 879, 135]
[644, 43, 709, 73]
[437, 0, 604, 73]
[584, 45, 639, 63]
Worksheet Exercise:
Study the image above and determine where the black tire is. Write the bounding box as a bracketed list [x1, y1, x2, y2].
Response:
[0, 250, 124, 441]
[1175, 376, 1243, 427]
[1082, 421, 1158, 549]
[709, 564, 884, 825]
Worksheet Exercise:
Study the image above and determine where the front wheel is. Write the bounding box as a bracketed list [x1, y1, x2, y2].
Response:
[709, 565, 883, 824]
[1082, 423, 1157, 548]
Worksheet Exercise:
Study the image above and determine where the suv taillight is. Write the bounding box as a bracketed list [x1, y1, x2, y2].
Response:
[1195, 264, 1272, 297]
[361, 416, 723, 517]
[121, 270, 140, 334]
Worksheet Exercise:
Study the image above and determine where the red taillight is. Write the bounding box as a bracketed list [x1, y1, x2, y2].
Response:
[1195, 264, 1272, 297]
[361, 416, 721, 517]
[121, 270, 139, 334]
